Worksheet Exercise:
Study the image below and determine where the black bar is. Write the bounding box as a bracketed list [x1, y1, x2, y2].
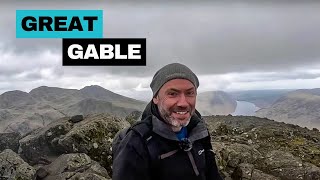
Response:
[62, 38, 146, 66]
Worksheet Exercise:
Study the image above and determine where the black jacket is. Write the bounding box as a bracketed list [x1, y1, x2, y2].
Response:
[112, 102, 223, 180]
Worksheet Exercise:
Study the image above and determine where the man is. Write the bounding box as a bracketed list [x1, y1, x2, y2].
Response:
[112, 63, 223, 180]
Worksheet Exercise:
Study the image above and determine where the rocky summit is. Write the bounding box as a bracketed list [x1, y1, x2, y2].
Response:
[0, 113, 132, 179]
[0, 113, 320, 180]
[205, 115, 320, 180]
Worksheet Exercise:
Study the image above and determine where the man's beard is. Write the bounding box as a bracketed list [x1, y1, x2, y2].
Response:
[157, 104, 193, 132]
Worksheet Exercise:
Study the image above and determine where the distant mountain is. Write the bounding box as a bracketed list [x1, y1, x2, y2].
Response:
[29, 86, 84, 107]
[229, 89, 293, 108]
[0, 90, 37, 108]
[65, 98, 137, 117]
[0, 85, 147, 135]
[196, 91, 237, 115]
[256, 88, 320, 130]
[80, 85, 146, 110]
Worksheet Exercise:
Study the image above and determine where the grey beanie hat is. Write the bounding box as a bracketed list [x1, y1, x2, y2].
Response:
[150, 63, 199, 96]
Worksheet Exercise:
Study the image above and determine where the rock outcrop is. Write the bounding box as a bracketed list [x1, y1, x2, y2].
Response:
[1, 111, 320, 180]
[34, 153, 110, 180]
[0, 149, 35, 179]
[0, 132, 21, 153]
[206, 115, 320, 179]
[232, 163, 280, 180]
[19, 116, 74, 165]
[19, 114, 130, 175]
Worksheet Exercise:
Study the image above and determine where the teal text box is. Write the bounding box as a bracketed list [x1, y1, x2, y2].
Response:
[16, 10, 103, 38]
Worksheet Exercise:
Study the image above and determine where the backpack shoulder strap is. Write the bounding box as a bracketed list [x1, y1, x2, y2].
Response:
[129, 116, 160, 178]
[129, 119, 152, 140]
[129, 115, 159, 159]
[112, 116, 154, 161]
[198, 128, 214, 150]
[112, 127, 130, 158]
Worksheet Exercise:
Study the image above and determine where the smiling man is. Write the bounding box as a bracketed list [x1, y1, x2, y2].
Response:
[153, 78, 196, 132]
[112, 63, 222, 180]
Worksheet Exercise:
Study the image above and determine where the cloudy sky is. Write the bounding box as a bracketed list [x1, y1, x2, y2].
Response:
[0, 1, 320, 101]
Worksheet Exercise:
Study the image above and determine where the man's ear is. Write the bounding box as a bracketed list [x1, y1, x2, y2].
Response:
[153, 96, 159, 104]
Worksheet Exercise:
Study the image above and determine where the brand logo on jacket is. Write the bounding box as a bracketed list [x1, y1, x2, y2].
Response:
[198, 149, 204, 155]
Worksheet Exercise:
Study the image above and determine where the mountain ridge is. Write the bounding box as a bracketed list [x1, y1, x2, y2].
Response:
[256, 88, 320, 130]
[0, 85, 147, 135]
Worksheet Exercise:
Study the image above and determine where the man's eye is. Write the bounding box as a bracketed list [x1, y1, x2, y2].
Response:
[186, 91, 195, 96]
[168, 92, 178, 96]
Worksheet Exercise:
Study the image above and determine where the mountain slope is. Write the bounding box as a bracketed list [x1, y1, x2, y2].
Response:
[229, 89, 293, 108]
[65, 98, 137, 117]
[196, 91, 237, 115]
[80, 85, 146, 110]
[0, 85, 146, 135]
[256, 88, 320, 129]
[0, 90, 37, 108]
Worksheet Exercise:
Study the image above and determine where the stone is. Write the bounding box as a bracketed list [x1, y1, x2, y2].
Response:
[258, 150, 306, 180]
[19, 117, 73, 165]
[213, 142, 262, 168]
[55, 114, 130, 174]
[232, 163, 280, 180]
[0, 132, 21, 153]
[0, 149, 35, 179]
[69, 115, 84, 123]
[34, 153, 110, 180]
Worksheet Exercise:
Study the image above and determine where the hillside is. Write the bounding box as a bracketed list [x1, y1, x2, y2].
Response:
[229, 89, 293, 108]
[0, 85, 147, 135]
[197, 91, 237, 115]
[256, 88, 320, 130]
[80, 85, 146, 110]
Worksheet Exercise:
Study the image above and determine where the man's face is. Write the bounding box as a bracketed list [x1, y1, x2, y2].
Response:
[153, 79, 197, 132]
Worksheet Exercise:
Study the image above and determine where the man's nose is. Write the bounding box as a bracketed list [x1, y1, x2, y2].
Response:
[177, 94, 188, 107]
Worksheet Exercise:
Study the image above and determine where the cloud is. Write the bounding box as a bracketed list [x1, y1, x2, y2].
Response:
[196, 67, 320, 91]
[0, 48, 62, 79]
[1, 1, 320, 75]
[227, 70, 320, 83]
[0, 1, 320, 98]
[0, 45, 154, 95]
[226, 77, 320, 91]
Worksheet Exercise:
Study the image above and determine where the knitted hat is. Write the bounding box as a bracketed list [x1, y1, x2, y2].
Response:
[150, 63, 199, 96]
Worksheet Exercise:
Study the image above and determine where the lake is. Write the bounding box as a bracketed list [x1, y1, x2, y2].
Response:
[232, 101, 260, 116]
